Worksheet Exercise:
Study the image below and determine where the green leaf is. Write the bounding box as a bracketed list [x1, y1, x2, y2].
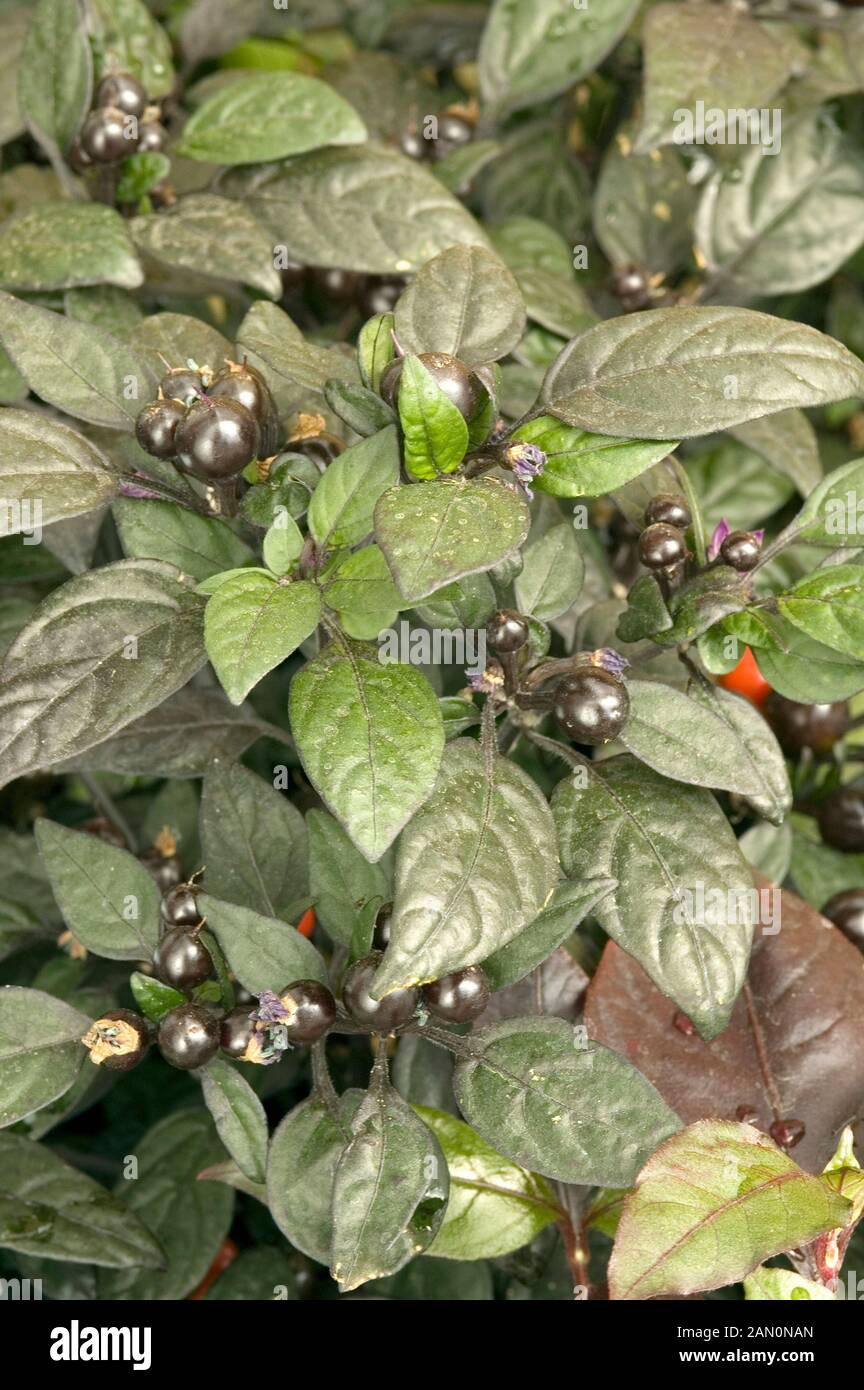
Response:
[200, 763, 308, 921]
[777, 565, 864, 661]
[198, 894, 327, 995]
[695, 114, 864, 297]
[97, 1109, 233, 1300]
[331, 1081, 448, 1291]
[131, 195, 282, 300]
[204, 1246, 298, 1301]
[660, 566, 752, 646]
[267, 1090, 363, 1263]
[686, 441, 794, 532]
[65, 284, 143, 337]
[308, 425, 400, 549]
[0, 292, 153, 430]
[176, 71, 366, 163]
[375, 478, 530, 603]
[0, 10, 28, 146]
[115, 151, 170, 205]
[490, 216, 574, 278]
[219, 145, 488, 275]
[415, 1106, 560, 1260]
[88, 0, 174, 99]
[0, 203, 142, 293]
[324, 378, 395, 437]
[790, 455, 864, 546]
[394, 246, 525, 366]
[371, 740, 559, 996]
[307, 809, 392, 948]
[290, 638, 444, 863]
[608, 1120, 851, 1300]
[453, 1016, 680, 1186]
[515, 519, 583, 621]
[0, 1131, 163, 1268]
[398, 356, 470, 480]
[129, 971, 185, 1023]
[36, 819, 160, 961]
[114, 498, 255, 582]
[744, 1268, 835, 1302]
[636, 3, 802, 154]
[483, 877, 617, 991]
[594, 137, 696, 278]
[754, 623, 864, 704]
[19, 0, 92, 157]
[262, 512, 304, 577]
[323, 545, 405, 639]
[0, 987, 88, 1129]
[358, 312, 396, 392]
[553, 754, 755, 1040]
[789, 828, 864, 908]
[616, 574, 673, 643]
[480, 0, 640, 116]
[236, 300, 359, 404]
[542, 307, 864, 441]
[0, 560, 206, 789]
[514, 266, 595, 340]
[204, 573, 321, 705]
[0, 410, 116, 532]
[619, 679, 791, 819]
[200, 1058, 269, 1186]
[513, 416, 674, 498]
[135, 312, 233, 382]
[415, 572, 496, 631]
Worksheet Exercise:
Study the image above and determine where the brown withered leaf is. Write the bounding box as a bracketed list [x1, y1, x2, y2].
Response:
[584, 880, 864, 1172]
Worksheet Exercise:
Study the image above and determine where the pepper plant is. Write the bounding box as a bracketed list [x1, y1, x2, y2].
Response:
[2, 0, 864, 1305]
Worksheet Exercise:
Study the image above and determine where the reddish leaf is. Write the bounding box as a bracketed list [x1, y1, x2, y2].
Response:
[584, 880, 864, 1172]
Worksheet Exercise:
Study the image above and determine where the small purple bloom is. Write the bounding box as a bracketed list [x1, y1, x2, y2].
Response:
[467, 662, 505, 695]
[504, 442, 547, 499]
[591, 648, 630, 677]
[253, 989, 290, 1023]
[753, 529, 765, 546]
[708, 518, 732, 561]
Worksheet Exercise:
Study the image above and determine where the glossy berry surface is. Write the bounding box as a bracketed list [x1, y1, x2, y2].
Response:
[280, 260, 306, 292]
[769, 1118, 806, 1151]
[720, 530, 761, 571]
[554, 667, 630, 746]
[94, 72, 148, 118]
[277, 980, 337, 1043]
[135, 399, 186, 460]
[160, 883, 203, 928]
[380, 352, 479, 420]
[611, 264, 651, 310]
[644, 493, 691, 530]
[137, 121, 167, 153]
[821, 889, 864, 949]
[220, 1006, 256, 1059]
[140, 849, 184, 894]
[154, 927, 213, 990]
[342, 952, 418, 1032]
[210, 363, 273, 424]
[158, 1003, 221, 1070]
[764, 695, 849, 758]
[373, 902, 392, 950]
[638, 522, 687, 570]
[818, 788, 864, 853]
[175, 398, 260, 479]
[80, 106, 138, 163]
[423, 967, 489, 1023]
[67, 135, 91, 172]
[486, 609, 529, 654]
[160, 367, 204, 404]
[431, 112, 474, 160]
[399, 127, 427, 160]
[717, 646, 772, 706]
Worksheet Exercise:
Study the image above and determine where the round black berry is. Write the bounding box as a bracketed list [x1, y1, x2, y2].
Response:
[380, 352, 479, 421]
[154, 927, 213, 991]
[486, 609, 529, 655]
[159, 366, 204, 405]
[175, 398, 260, 479]
[769, 1118, 805, 1151]
[736, 1104, 759, 1125]
[83, 1009, 150, 1072]
[554, 667, 630, 746]
[342, 951, 418, 1032]
[220, 1006, 256, 1060]
[720, 530, 761, 572]
[158, 1003, 221, 1070]
[80, 106, 139, 163]
[280, 260, 306, 293]
[160, 883, 203, 929]
[309, 267, 360, 302]
[134, 398, 186, 460]
[137, 121, 167, 153]
[276, 980, 337, 1043]
[373, 902, 393, 950]
[287, 432, 345, 468]
[764, 695, 849, 759]
[638, 522, 688, 570]
[818, 787, 864, 853]
[358, 275, 405, 317]
[644, 493, 692, 530]
[80, 816, 127, 849]
[94, 72, 148, 119]
[423, 966, 489, 1023]
[399, 127, 427, 160]
[210, 361, 274, 425]
[431, 112, 474, 160]
[140, 848, 184, 894]
[611, 264, 651, 310]
[822, 889, 864, 950]
[67, 135, 92, 173]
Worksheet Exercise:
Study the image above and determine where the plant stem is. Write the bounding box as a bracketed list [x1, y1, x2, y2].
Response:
[311, 1039, 342, 1125]
[80, 773, 138, 853]
[672, 458, 707, 567]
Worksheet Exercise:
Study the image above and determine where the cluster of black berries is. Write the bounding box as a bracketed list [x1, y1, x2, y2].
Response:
[399, 108, 475, 163]
[280, 263, 407, 318]
[135, 359, 278, 483]
[69, 71, 167, 171]
[487, 610, 631, 747]
[637, 492, 692, 574]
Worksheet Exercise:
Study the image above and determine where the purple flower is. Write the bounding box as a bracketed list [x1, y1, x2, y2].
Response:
[753, 529, 765, 546]
[503, 442, 547, 499]
[591, 648, 630, 677]
[467, 662, 505, 695]
[252, 989, 289, 1023]
[708, 518, 731, 561]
